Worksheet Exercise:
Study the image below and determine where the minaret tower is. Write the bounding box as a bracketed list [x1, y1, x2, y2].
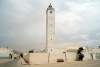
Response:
[46, 4, 55, 53]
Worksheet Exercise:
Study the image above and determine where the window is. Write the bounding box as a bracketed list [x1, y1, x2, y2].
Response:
[50, 11, 52, 13]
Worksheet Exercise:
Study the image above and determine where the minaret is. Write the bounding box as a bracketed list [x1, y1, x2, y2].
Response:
[46, 4, 55, 53]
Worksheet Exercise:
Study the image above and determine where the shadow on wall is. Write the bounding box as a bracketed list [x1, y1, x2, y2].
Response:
[75, 54, 79, 61]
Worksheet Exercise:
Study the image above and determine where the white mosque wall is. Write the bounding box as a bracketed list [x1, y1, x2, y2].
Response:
[23, 47, 100, 64]
[66, 52, 77, 61]
[49, 53, 66, 63]
[23, 53, 66, 64]
[29, 53, 48, 64]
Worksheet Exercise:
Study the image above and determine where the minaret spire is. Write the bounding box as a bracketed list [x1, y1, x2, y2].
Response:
[49, 3, 52, 7]
[47, 3, 54, 10]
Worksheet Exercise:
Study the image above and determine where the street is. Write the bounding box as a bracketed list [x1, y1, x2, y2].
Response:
[0, 59, 100, 67]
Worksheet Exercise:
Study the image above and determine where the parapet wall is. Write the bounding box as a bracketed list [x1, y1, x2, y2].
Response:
[23, 53, 66, 64]
[49, 53, 66, 63]
[23, 48, 100, 64]
[30, 53, 48, 64]
[23, 52, 92, 64]
[23, 53, 30, 63]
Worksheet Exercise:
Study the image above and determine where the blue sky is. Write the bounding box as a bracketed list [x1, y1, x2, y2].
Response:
[0, 0, 100, 52]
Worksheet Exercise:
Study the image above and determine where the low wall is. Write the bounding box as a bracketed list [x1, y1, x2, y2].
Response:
[29, 53, 48, 64]
[66, 52, 91, 62]
[66, 52, 77, 61]
[25, 53, 66, 64]
[83, 52, 91, 60]
[23, 53, 30, 63]
[23, 52, 92, 64]
[49, 53, 66, 63]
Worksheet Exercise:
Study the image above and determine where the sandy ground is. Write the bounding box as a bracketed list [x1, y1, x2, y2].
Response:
[0, 58, 100, 67]
[0, 59, 12, 64]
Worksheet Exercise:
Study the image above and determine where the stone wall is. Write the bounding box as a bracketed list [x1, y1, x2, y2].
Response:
[24, 53, 66, 64]
[23, 52, 95, 64]
[23, 53, 30, 63]
[23, 48, 100, 64]
[29, 53, 48, 64]
[49, 53, 66, 63]
[23, 51, 91, 64]
[66, 52, 77, 61]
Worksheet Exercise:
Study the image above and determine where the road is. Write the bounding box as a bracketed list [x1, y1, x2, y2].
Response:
[0, 58, 21, 67]
[0, 59, 100, 67]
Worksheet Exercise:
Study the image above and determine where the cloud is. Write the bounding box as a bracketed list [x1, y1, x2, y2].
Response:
[0, 0, 100, 52]
[80, 34, 89, 39]
[8, 31, 16, 36]
[70, 36, 79, 39]
[96, 33, 100, 36]
[0, 34, 5, 37]
[55, 11, 82, 36]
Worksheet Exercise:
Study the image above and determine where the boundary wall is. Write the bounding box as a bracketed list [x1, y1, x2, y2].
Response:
[23, 48, 100, 64]
[23, 52, 90, 64]
[23, 53, 66, 64]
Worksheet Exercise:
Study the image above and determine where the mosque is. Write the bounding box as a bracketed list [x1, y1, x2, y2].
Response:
[0, 4, 100, 64]
[23, 4, 100, 64]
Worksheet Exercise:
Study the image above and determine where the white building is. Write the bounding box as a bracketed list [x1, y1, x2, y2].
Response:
[23, 4, 100, 64]
[46, 4, 56, 53]
[0, 46, 13, 58]
[88, 48, 100, 60]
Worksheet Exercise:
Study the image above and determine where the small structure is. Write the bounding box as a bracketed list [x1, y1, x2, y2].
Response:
[0, 46, 13, 58]
[0, 46, 23, 59]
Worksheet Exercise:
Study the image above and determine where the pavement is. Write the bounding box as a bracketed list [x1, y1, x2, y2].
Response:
[0, 59, 100, 67]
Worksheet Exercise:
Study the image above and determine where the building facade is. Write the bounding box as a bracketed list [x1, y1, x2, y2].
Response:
[46, 4, 56, 53]
[0, 46, 13, 58]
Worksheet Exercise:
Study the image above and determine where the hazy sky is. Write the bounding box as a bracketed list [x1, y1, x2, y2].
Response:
[0, 0, 100, 52]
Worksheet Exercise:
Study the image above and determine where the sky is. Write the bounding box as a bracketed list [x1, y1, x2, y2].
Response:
[0, 0, 100, 52]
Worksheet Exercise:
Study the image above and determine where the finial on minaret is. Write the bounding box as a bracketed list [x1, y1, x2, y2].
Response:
[49, 3, 52, 7]
[47, 3, 54, 11]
